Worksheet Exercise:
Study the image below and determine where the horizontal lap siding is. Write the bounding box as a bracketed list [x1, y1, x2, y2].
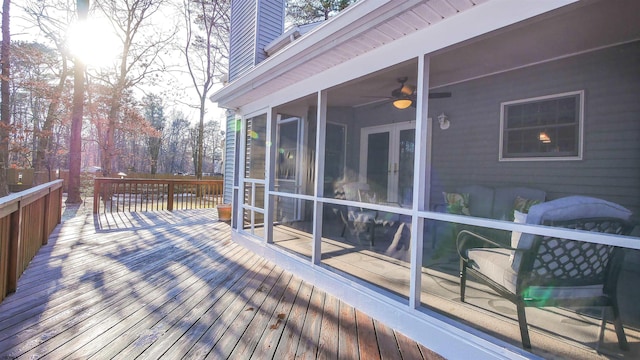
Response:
[256, 0, 284, 64]
[429, 42, 640, 216]
[229, 0, 257, 81]
[224, 113, 236, 203]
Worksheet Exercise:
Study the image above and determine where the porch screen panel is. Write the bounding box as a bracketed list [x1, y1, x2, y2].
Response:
[245, 114, 267, 179]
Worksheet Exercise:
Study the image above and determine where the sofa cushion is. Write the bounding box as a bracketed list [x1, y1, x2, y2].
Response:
[456, 185, 493, 218]
[492, 187, 546, 220]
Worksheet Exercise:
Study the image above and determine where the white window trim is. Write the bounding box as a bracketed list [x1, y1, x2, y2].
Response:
[499, 90, 584, 162]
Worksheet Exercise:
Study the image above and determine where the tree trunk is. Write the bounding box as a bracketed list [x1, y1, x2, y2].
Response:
[104, 88, 122, 177]
[0, 0, 11, 197]
[34, 58, 67, 183]
[196, 98, 205, 180]
[66, 0, 89, 204]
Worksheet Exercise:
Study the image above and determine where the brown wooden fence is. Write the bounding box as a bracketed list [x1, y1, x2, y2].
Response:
[0, 180, 63, 302]
[93, 178, 224, 214]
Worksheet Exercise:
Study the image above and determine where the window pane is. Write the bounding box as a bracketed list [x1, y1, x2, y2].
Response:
[502, 93, 581, 159]
[367, 132, 390, 202]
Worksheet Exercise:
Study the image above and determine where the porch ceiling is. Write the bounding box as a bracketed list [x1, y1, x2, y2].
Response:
[212, 0, 640, 110]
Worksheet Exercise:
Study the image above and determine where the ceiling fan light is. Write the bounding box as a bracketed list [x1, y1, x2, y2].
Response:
[393, 98, 413, 109]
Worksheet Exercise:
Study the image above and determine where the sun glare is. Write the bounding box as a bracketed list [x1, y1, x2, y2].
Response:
[68, 19, 120, 68]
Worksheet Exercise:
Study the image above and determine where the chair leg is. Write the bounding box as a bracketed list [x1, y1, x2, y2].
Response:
[459, 260, 467, 302]
[516, 303, 532, 349]
[611, 302, 629, 351]
[368, 222, 375, 246]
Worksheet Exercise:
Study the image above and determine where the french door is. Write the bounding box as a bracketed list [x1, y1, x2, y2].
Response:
[360, 122, 415, 206]
[275, 116, 304, 221]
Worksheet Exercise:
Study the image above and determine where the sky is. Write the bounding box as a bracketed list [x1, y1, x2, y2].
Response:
[7, 1, 226, 125]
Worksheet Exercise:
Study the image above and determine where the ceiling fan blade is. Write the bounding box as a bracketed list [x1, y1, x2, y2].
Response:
[428, 92, 452, 99]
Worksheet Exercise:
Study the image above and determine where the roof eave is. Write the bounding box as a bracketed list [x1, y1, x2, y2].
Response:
[210, 0, 394, 108]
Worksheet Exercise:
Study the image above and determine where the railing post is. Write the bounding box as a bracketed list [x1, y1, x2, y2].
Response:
[8, 205, 22, 293]
[93, 179, 99, 214]
[167, 182, 174, 211]
[57, 186, 62, 225]
[42, 189, 51, 245]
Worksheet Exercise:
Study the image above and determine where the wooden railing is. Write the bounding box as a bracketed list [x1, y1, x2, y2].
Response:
[0, 180, 63, 302]
[93, 178, 224, 214]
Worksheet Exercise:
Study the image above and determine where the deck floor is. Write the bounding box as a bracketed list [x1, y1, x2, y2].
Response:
[0, 209, 443, 359]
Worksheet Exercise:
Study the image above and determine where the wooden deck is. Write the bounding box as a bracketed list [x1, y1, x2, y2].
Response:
[0, 209, 443, 359]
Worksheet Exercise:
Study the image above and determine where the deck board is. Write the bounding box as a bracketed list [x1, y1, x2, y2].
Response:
[0, 209, 442, 359]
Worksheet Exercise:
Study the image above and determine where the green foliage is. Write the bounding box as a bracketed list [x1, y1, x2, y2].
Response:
[286, 0, 356, 25]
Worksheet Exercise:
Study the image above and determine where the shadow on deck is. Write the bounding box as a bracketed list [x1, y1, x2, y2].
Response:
[0, 209, 442, 359]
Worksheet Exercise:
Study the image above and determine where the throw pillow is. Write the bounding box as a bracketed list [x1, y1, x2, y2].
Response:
[510, 210, 528, 265]
[443, 192, 470, 216]
[514, 196, 541, 214]
[511, 210, 528, 248]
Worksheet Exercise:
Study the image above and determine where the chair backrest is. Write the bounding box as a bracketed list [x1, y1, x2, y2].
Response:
[519, 217, 632, 290]
[512, 196, 633, 271]
[342, 182, 370, 202]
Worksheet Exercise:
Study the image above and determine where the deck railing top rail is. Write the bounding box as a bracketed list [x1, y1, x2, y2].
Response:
[0, 179, 63, 303]
[93, 177, 225, 214]
[0, 180, 63, 218]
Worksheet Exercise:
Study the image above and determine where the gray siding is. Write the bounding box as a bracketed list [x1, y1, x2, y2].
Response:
[427, 42, 640, 216]
[224, 112, 237, 204]
[229, 0, 257, 81]
[228, 0, 285, 81]
[255, 0, 285, 64]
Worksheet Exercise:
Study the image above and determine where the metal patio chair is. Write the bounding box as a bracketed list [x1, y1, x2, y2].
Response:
[457, 196, 634, 350]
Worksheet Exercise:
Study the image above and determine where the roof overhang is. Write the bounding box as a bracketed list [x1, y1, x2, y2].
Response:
[211, 0, 638, 112]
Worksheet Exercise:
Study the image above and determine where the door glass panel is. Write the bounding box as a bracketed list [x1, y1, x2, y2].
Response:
[398, 129, 415, 206]
[276, 121, 298, 182]
[276, 119, 300, 221]
[324, 123, 346, 197]
[367, 132, 389, 202]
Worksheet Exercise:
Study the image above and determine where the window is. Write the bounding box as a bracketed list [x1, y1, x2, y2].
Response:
[500, 91, 583, 161]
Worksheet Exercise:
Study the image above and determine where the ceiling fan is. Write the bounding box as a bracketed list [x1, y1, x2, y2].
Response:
[380, 77, 451, 109]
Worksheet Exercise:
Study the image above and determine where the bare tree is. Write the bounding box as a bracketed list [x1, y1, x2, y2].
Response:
[0, 0, 11, 196]
[181, 0, 229, 179]
[93, 0, 175, 177]
[66, 0, 89, 204]
[143, 93, 164, 174]
[21, 0, 75, 182]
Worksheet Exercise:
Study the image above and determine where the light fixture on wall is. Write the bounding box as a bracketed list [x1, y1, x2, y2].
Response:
[438, 113, 450, 130]
[539, 131, 551, 143]
[392, 96, 413, 109]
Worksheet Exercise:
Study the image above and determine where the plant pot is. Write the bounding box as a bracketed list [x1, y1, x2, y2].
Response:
[217, 203, 232, 221]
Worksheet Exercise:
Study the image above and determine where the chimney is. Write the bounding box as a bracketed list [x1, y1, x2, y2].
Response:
[228, 0, 286, 82]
